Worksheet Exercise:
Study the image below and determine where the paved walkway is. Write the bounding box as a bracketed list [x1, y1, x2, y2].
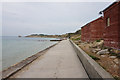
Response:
[10, 40, 89, 78]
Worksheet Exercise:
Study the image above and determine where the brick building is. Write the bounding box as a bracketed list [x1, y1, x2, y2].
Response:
[81, 1, 120, 49]
[103, 2, 120, 49]
[81, 23, 90, 42]
[81, 17, 104, 42]
[90, 17, 104, 42]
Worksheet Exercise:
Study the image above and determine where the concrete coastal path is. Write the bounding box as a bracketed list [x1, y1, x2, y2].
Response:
[10, 40, 89, 78]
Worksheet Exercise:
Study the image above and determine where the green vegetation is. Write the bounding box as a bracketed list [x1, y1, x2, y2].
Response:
[66, 30, 81, 38]
[74, 37, 81, 40]
[110, 52, 117, 56]
[26, 29, 81, 38]
[109, 52, 120, 59]
[103, 46, 108, 49]
[117, 54, 120, 58]
[96, 39, 101, 42]
[26, 34, 64, 38]
[88, 54, 100, 60]
[72, 37, 81, 41]
[114, 76, 120, 80]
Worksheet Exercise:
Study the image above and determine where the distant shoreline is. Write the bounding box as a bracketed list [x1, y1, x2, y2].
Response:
[25, 35, 64, 38]
[25, 36, 59, 38]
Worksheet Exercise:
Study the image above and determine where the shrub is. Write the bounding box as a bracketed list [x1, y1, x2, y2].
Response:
[114, 76, 120, 80]
[96, 39, 101, 42]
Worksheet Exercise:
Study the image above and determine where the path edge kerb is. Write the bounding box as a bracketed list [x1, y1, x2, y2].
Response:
[70, 40, 115, 79]
[1, 42, 59, 79]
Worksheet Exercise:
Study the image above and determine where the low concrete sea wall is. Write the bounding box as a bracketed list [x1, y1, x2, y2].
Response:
[1, 42, 59, 79]
[70, 40, 115, 80]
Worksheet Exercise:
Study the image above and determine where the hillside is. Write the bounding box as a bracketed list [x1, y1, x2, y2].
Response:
[25, 29, 81, 39]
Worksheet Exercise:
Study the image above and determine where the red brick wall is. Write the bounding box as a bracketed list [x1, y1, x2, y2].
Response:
[84, 24, 90, 42]
[81, 23, 90, 42]
[90, 17, 104, 42]
[81, 25, 87, 42]
[103, 2, 120, 49]
[81, 2, 120, 49]
[81, 17, 104, 42]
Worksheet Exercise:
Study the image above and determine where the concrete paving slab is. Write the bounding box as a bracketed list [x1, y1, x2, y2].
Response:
[10, 40, 89, 78]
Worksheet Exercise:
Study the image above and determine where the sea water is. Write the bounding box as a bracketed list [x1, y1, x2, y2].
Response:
[1, 36, 57, 71]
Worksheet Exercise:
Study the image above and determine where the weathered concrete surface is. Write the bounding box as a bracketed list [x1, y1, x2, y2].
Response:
[2, 43, 58, 79]
[70, 40, 114, 79]
[10, 40, 89, 78]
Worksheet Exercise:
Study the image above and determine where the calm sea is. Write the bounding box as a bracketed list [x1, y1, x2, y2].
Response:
[1, 36, 57, 71]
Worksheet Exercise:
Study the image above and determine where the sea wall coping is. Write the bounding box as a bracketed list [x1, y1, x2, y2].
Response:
[70, 40, 115, 80]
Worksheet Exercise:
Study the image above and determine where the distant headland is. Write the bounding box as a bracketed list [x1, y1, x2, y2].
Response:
[25, 29, 81, 38]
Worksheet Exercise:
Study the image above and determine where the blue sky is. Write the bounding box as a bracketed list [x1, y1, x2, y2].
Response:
[2, 2, 113, 36]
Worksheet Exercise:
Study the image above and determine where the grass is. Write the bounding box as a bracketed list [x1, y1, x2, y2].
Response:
[74, 37, 81, 41]
[88, 54, 100, 60]
[71, 38, 80, 41]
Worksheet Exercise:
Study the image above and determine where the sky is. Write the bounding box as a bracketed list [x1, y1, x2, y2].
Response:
[2, 1, 115, 36]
